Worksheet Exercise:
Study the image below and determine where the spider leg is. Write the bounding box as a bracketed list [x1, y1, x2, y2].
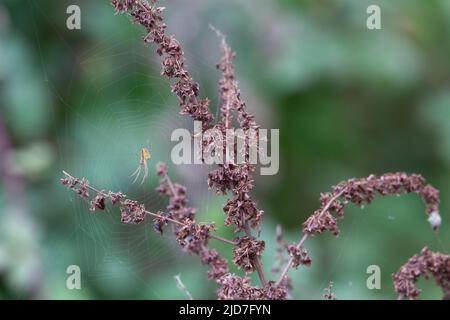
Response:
[141, 162, 149, 184]
[129, 165, 141, 178]
[131, 166, 142, 184]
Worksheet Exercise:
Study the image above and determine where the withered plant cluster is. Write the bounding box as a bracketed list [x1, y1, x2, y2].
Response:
[393, 247, 450, 299]
[61, 0, 449, 299]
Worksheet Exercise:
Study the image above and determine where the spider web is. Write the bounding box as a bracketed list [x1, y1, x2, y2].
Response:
[30, 0, 222, 298]
[30, 0, 449, 300]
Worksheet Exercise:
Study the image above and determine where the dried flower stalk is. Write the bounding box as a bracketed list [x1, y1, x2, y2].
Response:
[59, 0, 448, 300]
[61, 169, 231, 281]
[323, 281, 337, 300]
[393, 247, 450, 300]
[112, 0, 213, 130]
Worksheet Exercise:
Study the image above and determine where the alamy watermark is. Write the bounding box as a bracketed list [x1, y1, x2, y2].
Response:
[66, 5, 81, 30]
[170, 121, 279, 175]
[366, 5, 381, 30]
[366, 264, 381, 290]
[66, 265, 81, 290]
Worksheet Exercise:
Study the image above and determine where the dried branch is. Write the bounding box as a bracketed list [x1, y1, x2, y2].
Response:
[277, 172, 441, 287]
[208, 25, 267, 287]
[112, 0, 213, 129]
[61, 169, 232, 281]
[393, 247, 450, 300]
[58, 0, 449, 300]
[323, 281, 337, 300]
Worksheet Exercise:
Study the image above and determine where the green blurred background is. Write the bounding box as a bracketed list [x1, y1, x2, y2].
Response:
[1, 0, 449, 299]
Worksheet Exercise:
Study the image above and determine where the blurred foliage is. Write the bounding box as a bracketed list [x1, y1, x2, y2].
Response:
[0, 0, 449, 299]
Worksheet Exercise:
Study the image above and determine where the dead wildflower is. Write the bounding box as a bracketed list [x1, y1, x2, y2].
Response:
[217, 274, 255, 300]
[112, 0, 267, 286]
[216, 274, 287, 300]
[152, 211, 168, 235]
[286, 244, 311, 268]
[112, 0, 214, 129]
[111, 0, 138, 13]
[233, 236, 265, 273]
[258, 282, 288, 300]
[108, 191, 125, 206]
[174, 221, 216, 253]
[154, 166, 230, 277]
[60, 172, 90, 199]
[89, 194, 106, 211]
[323, 281, 336, 300]
[120, 199, 146, 224]
[61, 169, 230, 282]
[59, 0, 448, 300]
[393, 247, 450, 300]
[156, 162, 168, 177]
[200, 248, 229, 280]
[223, 196, 263, 232]
[156, 169, 196, 223]
[303, 172, 441, 236]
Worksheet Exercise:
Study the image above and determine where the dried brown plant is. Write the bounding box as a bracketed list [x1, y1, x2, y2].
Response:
[60, 0, 447, 299]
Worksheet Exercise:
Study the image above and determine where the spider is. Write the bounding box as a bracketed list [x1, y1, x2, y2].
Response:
[130, 147, 151, 184]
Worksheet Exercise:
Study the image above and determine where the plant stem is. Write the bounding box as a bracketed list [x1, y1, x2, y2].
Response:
[275, 234, 309, 287]
[275, 189, 345, 286]
[244, 222, 268, 287]
[62, 170, 236, 246]
[163, 172, 179, 199]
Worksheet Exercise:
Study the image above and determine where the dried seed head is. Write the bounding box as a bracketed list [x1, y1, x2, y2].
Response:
[200, 248, 229, 280]
[233, 236, 265, 273]
[156, 162, 168, 177]
[153, 211, 168, 235]
[90, 194, 106, 211]
[286, 244, 311, 268]
[303, 173, 441, 236]
[393, 247, 450, 300]
[216, 274, 288, 300]
[108, 191, 125, 206]
[323, 281, 337, 300]
[120, 199, 146, 224]
[113, 0, 214, 128]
